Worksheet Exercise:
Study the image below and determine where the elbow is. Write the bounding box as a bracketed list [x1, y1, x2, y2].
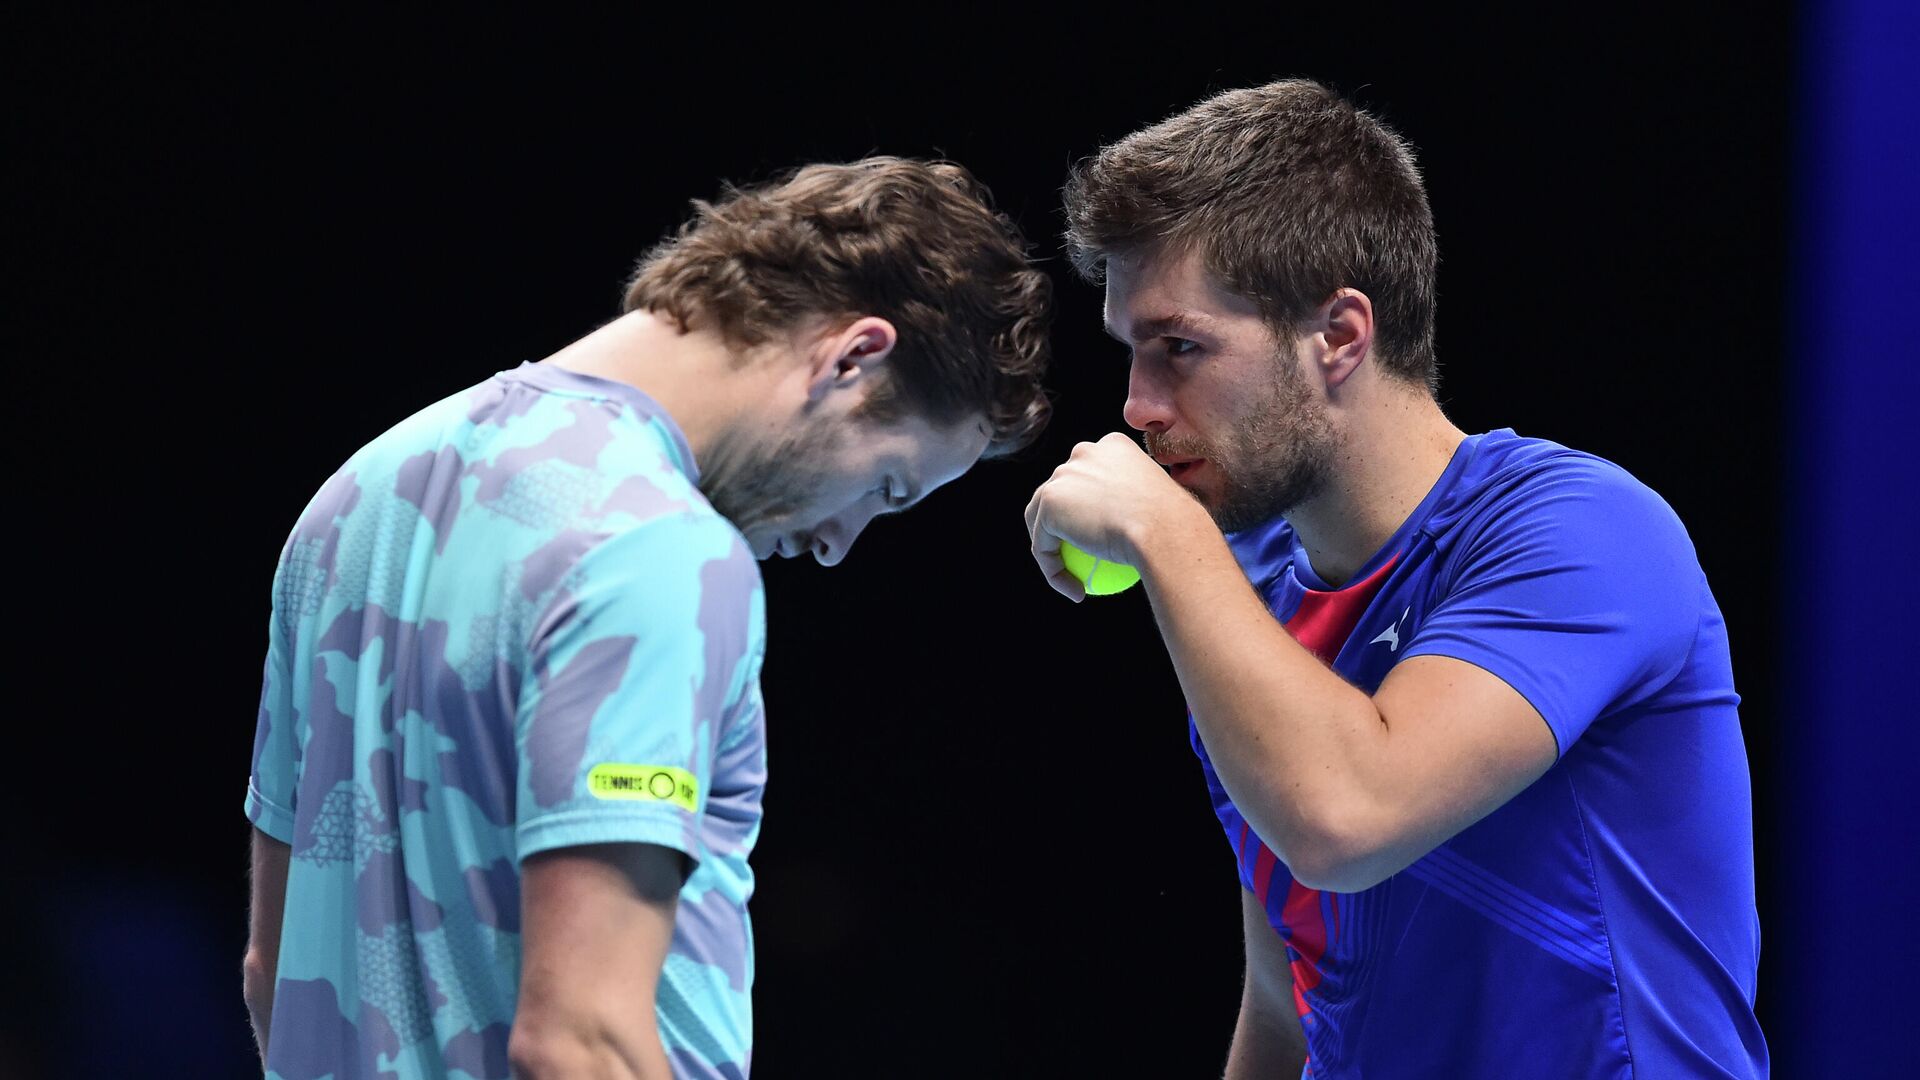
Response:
[508, 1023, 612, 1080]
[241, 948, 275, 1019]
[507, 1026, 574, 1080]
[1278, 806, 1397, 894]
[509, 1017, 670, 1080]
[1281, 845, 1368, 894]
[1287, 854, 1387, 895]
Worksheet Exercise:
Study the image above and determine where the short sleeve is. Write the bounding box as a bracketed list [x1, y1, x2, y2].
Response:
[246, 570, 300, 842]
[1399, 460, 1704, 756]
[513, 513, 764, 864]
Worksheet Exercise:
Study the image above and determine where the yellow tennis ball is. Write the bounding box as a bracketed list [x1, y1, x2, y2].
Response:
[1060, 540, 1141, 596]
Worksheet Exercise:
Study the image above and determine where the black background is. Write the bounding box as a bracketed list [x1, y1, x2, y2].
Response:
[11, 6, 1797, 1076]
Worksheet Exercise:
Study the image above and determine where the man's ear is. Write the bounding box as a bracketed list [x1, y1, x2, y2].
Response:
[1309, 288, 1375, 392]
[807, 317, 898, 403]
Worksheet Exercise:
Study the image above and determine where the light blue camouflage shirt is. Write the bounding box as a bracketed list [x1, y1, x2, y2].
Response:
[247, 361, 766, 1079]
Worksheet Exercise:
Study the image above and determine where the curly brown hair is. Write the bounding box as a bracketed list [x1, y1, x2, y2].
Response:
[624, 157, 1052, 457]
[1064, 79, 1438, 391]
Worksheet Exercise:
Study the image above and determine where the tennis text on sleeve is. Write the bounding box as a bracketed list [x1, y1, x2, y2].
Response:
[587, 763, 700, 811]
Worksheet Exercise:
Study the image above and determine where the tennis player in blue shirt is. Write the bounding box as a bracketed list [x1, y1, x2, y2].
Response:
[1027, 80, 1766, 1078]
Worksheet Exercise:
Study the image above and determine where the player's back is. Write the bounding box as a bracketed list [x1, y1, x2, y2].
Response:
[246, 362, 766, 1079]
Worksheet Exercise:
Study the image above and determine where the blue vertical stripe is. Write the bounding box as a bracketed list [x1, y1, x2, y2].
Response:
[1784, 0, 1920, 1074]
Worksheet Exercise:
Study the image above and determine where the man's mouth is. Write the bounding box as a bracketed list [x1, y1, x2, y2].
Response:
[1156, 455, 1205, 481]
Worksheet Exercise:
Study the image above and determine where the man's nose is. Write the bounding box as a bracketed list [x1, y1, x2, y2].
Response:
[812, 507, 878, 567]
[1122, 358, 1172, 433]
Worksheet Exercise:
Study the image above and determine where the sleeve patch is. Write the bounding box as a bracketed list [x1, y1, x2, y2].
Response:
[586, 764, 699, 811]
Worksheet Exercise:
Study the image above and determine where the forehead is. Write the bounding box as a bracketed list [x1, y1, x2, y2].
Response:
[1103, 247, 1264, 339]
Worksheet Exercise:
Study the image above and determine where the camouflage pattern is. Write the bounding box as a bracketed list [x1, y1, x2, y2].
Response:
[247, 362, 766, 1078]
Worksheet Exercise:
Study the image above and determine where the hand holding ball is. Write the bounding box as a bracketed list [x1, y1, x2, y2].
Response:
[1059, 541, 1141, 596]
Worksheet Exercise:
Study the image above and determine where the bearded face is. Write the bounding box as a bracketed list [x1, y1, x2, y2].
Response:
[1143, 341, 1339, 533]
[698, 406, 846, 544]
[1106, 247, 1350, 534]
[699, 389, 989, 565]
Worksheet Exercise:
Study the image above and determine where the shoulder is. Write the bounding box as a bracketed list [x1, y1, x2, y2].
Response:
[1437, 433, 1695, 564]
[338, 376, 501, 479]
[1451, 432, 1653, 508]
[571, 510, 761, 607]
[524, 509, 765, 691]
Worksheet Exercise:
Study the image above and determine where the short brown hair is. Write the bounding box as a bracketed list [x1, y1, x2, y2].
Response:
[1064, 79, 1438, 389]
[625, 156, 1052, 456]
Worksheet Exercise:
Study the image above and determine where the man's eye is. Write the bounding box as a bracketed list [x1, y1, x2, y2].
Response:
[1168, 338, 1199, 356]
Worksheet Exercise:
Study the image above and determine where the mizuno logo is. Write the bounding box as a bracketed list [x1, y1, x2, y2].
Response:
[1372, 607, 1412, 652]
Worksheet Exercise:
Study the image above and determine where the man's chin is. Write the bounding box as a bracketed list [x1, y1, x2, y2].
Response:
[1178, 477, 1226, 521]
[1206, 488, 1289, 534]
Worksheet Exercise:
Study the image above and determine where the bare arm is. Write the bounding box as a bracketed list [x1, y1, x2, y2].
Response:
[1025, 435, 1557, 894]
[508, 843, 687, 1080]
[1133, 508, 1556, 891]
[1136, 503, 1559, 883]
[1225, 890, 1307, 1079]
[244, 828, 292, 1066]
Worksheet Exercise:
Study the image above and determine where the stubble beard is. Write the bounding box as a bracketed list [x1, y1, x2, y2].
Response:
[698, 412, 844, 544]
[1145, 356, 1337, 534]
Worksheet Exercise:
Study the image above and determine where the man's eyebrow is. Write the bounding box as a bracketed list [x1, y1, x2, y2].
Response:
[1102, 312, 1213, 344]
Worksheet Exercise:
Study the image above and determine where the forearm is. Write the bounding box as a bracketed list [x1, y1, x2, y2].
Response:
[1134, 508, 1389, 884]
[1230, 891, 1309, 1080]
[244, 829, 291, 1069]
[242, 950, 274, 1065]
[1226, 997, 1309, 1079]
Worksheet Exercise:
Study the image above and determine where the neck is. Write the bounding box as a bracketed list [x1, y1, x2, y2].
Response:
[539, 310, 774, 466]
[1286, 380, 1465, 587]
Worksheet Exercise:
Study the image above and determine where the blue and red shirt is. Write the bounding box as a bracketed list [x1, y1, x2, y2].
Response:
[1194, 429, 1767, 1078]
